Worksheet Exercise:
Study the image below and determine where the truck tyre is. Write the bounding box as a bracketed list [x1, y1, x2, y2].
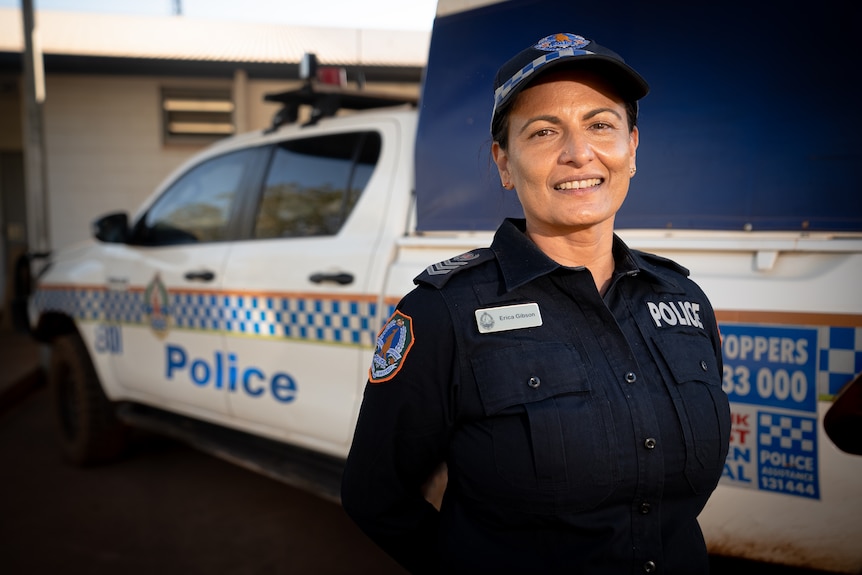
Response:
[48, 332, 128, 465]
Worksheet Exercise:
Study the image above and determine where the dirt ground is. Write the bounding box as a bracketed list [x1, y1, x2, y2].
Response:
[0, 385, 836, 575]
[0, 386, 406, 575]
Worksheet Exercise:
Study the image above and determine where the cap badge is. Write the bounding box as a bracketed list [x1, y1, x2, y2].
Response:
[534, 33, 589, 52]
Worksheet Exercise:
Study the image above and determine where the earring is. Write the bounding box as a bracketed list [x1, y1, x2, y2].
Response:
[630, 167, 637, 177]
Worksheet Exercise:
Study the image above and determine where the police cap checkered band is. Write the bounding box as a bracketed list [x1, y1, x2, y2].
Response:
[492, 33, 649, 124]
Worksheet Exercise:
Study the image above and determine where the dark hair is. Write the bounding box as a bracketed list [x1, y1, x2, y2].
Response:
[492, 99, 638, 150]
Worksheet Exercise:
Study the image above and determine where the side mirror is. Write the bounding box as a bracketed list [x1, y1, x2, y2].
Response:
[92, 212, 130, 243]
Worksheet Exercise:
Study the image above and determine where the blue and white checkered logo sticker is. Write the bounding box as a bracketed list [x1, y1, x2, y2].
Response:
[759, 412, 816, 452]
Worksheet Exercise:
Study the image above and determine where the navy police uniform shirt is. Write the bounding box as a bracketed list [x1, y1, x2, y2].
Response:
[342, 218, 731, 575]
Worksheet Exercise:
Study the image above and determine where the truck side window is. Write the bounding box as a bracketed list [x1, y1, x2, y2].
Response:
[133, 148, 256, 245]
[253, 131, 382, 239]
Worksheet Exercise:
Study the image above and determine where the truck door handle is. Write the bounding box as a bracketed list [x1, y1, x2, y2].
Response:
[184, 270, 215, 282]
[309, 272, 354, 285]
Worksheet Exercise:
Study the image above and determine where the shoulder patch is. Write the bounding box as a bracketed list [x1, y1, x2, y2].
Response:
[414, 248, 495, 288]
[634, 250, 690, 277]
[369, 311, 415, 383]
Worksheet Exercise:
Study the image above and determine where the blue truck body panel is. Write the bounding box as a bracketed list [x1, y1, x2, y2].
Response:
[415, 0, 861, 232]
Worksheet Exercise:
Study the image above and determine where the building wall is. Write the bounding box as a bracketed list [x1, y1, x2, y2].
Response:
[43, 74, 224, 248]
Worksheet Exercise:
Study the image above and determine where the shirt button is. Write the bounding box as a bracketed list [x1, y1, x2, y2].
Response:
[640, 502, 651, 514]
[624, 371, 637, 383]
[644, 437, 657, 449]
[643, 560, 657, 572]
[700, 360, 708, 371]
[528, 376, 541, 389]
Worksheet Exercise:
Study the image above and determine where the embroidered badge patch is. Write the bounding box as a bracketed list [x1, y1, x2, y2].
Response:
[369, 311, 415, 383]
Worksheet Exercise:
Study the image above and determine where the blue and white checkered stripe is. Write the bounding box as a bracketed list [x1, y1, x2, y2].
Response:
[34, 287, 103, 322]
[174, 292, 379, 345]
[102, 289, 145, 324]
[38, 286, 861, 390]
[818, 326, 862, 395]
[34, 286, 385, 348]
[494, 47, 592, 109]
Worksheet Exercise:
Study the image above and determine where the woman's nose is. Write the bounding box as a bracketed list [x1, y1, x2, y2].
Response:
[559, 133, 593, 165]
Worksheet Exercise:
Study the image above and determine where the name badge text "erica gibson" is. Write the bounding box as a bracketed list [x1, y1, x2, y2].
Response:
[475, 302, 542, 334]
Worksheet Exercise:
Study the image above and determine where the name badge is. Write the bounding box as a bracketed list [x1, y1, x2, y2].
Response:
[475, 302, 542, 334]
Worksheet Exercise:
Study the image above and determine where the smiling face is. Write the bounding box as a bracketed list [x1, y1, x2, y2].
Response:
[492, 69, 639, 238]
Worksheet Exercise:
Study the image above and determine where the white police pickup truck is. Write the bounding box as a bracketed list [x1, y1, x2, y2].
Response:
[26, 0, 862, 572]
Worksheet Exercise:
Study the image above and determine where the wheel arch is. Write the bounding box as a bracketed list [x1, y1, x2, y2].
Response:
[31, 311, 78, 343]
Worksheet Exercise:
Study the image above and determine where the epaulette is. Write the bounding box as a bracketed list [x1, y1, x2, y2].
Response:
[414, 248, 495, 289]
[633, 249, 690, 277]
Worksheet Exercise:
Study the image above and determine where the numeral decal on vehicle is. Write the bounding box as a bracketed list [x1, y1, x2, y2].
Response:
[94, 324, 123, 355]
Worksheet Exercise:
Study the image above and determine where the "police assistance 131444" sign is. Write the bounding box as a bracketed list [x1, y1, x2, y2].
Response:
[719, 324, 820, 499]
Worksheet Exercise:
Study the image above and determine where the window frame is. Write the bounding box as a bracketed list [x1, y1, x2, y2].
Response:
[129, 145, 270, 247]
[243, 130, 383, 241]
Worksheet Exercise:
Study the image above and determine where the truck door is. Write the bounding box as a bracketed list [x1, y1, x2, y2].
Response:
[104, 147, 265, 417]
[221, 122, 400, 453]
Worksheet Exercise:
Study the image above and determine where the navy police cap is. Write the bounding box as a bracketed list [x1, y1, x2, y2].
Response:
[492, 33, 650, 124]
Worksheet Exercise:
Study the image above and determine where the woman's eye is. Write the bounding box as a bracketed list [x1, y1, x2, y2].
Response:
[533, 128, 554, 137]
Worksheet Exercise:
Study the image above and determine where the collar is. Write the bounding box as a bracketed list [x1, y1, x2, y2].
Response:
[491, 219, 560, 292]
[491, 218, 682, 294]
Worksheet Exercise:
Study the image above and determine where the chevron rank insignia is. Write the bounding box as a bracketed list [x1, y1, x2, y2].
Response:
[426, 251, 482, 275]
[414, 248, 494, 288]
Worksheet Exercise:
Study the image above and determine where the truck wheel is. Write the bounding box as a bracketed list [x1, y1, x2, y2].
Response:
[48, 333, 128, 465]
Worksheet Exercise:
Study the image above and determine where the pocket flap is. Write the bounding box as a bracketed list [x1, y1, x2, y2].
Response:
[472, 342, 590, 415]
[652, 330, 721, 385]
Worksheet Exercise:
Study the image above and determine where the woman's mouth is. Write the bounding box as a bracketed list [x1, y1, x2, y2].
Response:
[554, 178, 603, 190]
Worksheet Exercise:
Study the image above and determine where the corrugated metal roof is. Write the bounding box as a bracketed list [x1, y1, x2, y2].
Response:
[0, 7, 430, 67]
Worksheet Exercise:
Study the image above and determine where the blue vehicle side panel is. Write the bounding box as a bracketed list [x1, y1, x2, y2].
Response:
[415, 0, 861, 232]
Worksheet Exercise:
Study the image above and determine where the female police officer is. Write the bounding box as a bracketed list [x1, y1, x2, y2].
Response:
[342, 33, 730, 574]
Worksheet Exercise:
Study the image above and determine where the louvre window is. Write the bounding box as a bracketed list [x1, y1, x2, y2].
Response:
[161, 89, 234, 143]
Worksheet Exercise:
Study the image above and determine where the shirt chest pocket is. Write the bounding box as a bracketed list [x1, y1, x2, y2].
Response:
[471, 342, 620, 510]
[652, 330, 730, 492]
